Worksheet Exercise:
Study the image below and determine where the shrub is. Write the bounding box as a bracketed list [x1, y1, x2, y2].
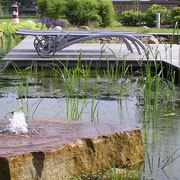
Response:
[0, 15, 12, 19]
[120, 9, 145, 26]
[0, 22, 47, 36]
[64, 0, 100, 26]
[172, 15, 180, 28]
[36, 17, 66, 28]
[97, 0, 115, 27]
[145, 4, 171, 26]
[37, 0, 65, 20]
[171, 7, 180, 27]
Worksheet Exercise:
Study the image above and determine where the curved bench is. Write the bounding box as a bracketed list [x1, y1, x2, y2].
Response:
[16, 28, 151, 58]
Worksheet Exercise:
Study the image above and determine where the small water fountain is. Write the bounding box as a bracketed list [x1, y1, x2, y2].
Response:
[7, 111, 28, 134]
[0, 111, 28, 134]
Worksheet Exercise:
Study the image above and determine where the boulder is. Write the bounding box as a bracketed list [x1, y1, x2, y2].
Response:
[80, 26, 90, 31]
[148, 36, 159, 44]
[54, 26, 62, 31]
[26, 20, 33, 24]
[141, 26, 149, 30]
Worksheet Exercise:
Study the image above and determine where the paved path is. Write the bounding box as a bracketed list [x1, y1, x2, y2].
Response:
[3, 36, 180, 69]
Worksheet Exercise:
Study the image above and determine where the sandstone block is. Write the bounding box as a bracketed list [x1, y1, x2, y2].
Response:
[0, 119, 144, 180]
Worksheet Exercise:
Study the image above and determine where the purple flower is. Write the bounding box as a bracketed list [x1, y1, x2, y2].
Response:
[36, 17, 66, 29]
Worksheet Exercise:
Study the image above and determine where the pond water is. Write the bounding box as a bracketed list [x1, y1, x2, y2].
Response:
[0, 37, 180, 179]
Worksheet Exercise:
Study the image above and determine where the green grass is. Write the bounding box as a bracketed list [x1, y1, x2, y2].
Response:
[0, 19, 36, 24]
[0, 18, 176, 34]
[65, 25, 176, 33]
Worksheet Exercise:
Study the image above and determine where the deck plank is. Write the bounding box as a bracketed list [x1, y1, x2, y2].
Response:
[3, 36, 180, 69]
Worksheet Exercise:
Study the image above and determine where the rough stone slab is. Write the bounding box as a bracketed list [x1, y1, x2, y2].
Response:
[0, 119, 144, 180]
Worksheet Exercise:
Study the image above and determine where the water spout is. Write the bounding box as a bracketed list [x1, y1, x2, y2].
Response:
[7, 111, 28, 134]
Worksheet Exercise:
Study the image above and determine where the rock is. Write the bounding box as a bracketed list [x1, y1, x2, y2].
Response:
[148, 36, 159, 44]
[54, 26, 62, 30]
[159, 36, 168, 42]
[26, 20, 33, 24]
[141, 26, 149, 30]
[0, 119, 144, 180]
[80, 26, 90, 31]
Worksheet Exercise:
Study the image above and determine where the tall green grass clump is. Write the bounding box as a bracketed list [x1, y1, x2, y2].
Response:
[49, 58, 88, 121]
[0, 22, 47, 36]
[11, 63, 30, 118]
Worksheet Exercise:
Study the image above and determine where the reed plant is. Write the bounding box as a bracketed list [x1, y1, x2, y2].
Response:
[91, 72, 99, 122]
[10, 62, 46, 119]
[11, 62, 30, 118]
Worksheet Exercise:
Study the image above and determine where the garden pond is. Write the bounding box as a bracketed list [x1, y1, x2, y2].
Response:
[0, 37, 180, 179]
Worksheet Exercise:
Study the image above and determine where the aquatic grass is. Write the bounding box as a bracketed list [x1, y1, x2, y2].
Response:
[118, 80, 124, 102]
[25, 61, 38, 77]
[46, 57, 101, 121]
[111, 161, 118, 180]
[48, 57, 89, 121]
[161, 147, 180, 169]
[143, 53, 152, 116]
[152, 72, 161, 123]
[11, 62, 30, 118]
[31, 98, 44, 119]
[91, 73, 99, 122]
[9, 62, 46, 119]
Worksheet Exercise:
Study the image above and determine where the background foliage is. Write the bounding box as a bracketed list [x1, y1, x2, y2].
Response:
[97, 0, 115, 27]
[64, 0, 100, 26]
[120, 10, 145, 26]
[145, 4, 171, 26]
[120, 4, 172, 27]
[37, 0, 65, 20]
[171, 7, 180, 27]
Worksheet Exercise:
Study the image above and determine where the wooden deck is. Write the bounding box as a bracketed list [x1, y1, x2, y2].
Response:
[3, 36, 180, 70]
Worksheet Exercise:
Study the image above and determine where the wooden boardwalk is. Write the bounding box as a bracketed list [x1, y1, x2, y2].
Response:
[3, 36, 180, 69]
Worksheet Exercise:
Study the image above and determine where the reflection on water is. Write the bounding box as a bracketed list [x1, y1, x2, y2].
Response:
[0, 69, 180, 179]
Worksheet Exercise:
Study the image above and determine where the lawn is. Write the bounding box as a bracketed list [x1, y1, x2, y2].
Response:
[0, 19, 36, 24]
[0, 18, 177, 34]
